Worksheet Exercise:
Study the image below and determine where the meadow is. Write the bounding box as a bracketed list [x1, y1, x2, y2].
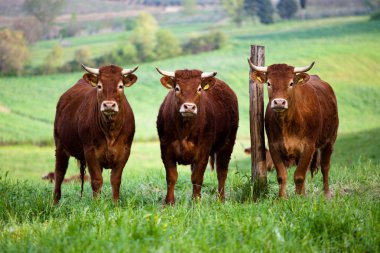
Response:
[0, 16, 379, 252]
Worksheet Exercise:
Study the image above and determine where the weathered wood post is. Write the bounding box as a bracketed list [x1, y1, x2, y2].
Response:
[249, 45, 267, 199]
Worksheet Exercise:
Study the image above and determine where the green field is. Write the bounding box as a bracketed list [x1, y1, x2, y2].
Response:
[0, 16, 380, 252]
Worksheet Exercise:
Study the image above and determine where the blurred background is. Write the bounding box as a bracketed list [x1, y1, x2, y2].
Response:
[0, 0, 379, 179]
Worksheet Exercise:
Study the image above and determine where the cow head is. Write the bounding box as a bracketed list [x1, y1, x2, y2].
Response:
[248, 60, 314, 112]
[156, 68, 217, 118]
[82, 64, 138, 118]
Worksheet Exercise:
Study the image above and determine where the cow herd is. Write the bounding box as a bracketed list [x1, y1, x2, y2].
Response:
[52, 61, 338, 204]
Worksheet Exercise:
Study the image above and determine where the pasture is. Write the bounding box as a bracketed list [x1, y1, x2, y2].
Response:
[0, 16, 379, 252]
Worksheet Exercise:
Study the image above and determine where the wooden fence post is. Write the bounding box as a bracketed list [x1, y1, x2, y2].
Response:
[249, 45, 267, 199]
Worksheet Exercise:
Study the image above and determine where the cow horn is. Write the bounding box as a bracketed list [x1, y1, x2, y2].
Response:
[294, 62, 315, 73]
[201, 72, 217, 78]
[121, 66, 138, 75]
[156, 68, 175, 77]
[81, 64, 99, 75]
[247, 59, 268, 72]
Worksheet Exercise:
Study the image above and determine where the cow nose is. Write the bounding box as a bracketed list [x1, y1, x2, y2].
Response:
[271, 98, 288, 111]
[179, 102, 198, 116]
[101, 100, 119, 112]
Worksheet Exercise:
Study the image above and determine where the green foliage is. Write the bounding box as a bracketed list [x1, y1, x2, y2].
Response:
[96, 43, 139, 66]
[222, 0, 245, 26]
[129, 12, 159, 62]
[256, 0, 274, 24]
[125, 17, 137, 31]
[59, 13, 80, 38]
[43, 44, 64, 74]
[0, 29, 30, 76]
[244, 0, 257, 19]
[154, 29, 182, 59]
[370, 10, 380, 20]
[183, 31, 227, 54]
[277, 0, 299, 19]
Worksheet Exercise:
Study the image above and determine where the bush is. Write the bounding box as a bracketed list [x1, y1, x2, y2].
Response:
[62, 47, 94, 72]
[370, 10, 380, 20]
[0, 28, 30, 76]
[12, 17, 43, 43]
[95, 43, 139, 67]
[154, 30, 182, 60]
[183, 31, 227, 54]
[277, 0, 298, 19]
[43, 44, 64, 74]
[125, 18, 136, 31]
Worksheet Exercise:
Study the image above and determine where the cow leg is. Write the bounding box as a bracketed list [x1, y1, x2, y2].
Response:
[191, 157, 209, 200]
[215, 145, 234, 201]
[270, 148, 288, 198]
[85, 151, 103, 199]
[294, 147, 315, 195]
[161, 147, 178, 205]
[110, 148, 130, 202]
[54, 146, 69, 204]
[320, 143, 333, 198]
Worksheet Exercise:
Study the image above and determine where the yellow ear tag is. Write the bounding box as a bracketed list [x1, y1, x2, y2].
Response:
[203, 84, 210, 90]
[298, 78, 304, 83]
[257, 77, 262, 82]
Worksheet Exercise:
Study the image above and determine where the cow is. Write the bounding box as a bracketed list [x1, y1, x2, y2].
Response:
[53, 64, 138, 204]
[244, 147, 275, 171]
[156, 68, 239, 204]
[42, 172, 90, 183]
[248, 60, 338, 198]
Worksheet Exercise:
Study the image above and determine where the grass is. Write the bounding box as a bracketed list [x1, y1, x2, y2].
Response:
[0, 16, 380, 252]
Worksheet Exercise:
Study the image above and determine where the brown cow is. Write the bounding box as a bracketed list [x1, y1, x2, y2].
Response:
[42, 172, 90, 183]
[156, 68, 239, 204]
[53, 64, 138, 204]
[248, 60, 338, 198]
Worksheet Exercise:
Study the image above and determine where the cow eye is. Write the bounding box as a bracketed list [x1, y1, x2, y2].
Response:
[290, 82, 294, 87]
[118, 84, 123, 89]
[197, 86, 202, 93]
[267, 82, 271, 87]
[97, 84, 102, 89]
[175, 86, 180, 92]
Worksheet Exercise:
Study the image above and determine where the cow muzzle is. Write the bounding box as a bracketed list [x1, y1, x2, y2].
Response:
[271, 98, 288, 112]
[179, 103, 197, 117]
[101, 100, 119, 115]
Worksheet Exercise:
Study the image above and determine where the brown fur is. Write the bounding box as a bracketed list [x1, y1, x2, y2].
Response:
[42, 172, 90, 183]
[53, 65, 137, 203]
[157, 69, 239, 204]
[251, 63, 338, 198]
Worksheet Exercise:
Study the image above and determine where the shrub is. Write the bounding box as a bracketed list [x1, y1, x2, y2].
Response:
[43, 44, 64, 74]
[370, 10, 380, 20]
[0, 28, 30, 76]
[12, 17, 43, 43]
[277, 0, 298, 19]
[256, 0, 274, 24]
[183, 31, 227, 54]
[154, 30, 182, 60]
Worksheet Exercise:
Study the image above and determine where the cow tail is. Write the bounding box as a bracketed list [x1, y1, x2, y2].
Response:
[310, 151, 319, 178]
[209, 153, 216, 171]
[79, 160, 86, 198]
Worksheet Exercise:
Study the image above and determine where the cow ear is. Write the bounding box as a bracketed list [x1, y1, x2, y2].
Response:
[201, 77, 216, 91]
[123, 74, 138, 87]
[160, 76, 174, 89]
[251, 71, 266, 84]
[294, 73, 310, 85]
[83, 73, 98, 87]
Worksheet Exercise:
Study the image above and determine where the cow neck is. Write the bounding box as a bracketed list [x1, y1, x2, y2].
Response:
[97, 105, 124, 146]
[174, 110, 200, 141]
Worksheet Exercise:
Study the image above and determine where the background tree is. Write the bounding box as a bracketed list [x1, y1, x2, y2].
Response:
[0, 29, 30, 76]
[23, 0, 66, 38]
[222, 0, 245, 26]
[129, 13, 158, 61]
[182, 0, 196, 15]
[244, 0, 257, 20]
[154, 30, 182, 59]
[256, 0, 274, 24]
[277, 0, 298, 19]
[44, 44, 64, 74]
[12, 17, 43, 44]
